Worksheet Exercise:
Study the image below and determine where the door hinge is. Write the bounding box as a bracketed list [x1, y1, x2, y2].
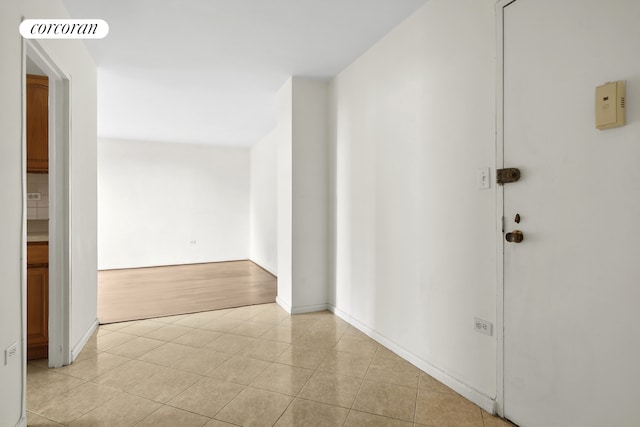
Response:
[496, 168, 521, 185]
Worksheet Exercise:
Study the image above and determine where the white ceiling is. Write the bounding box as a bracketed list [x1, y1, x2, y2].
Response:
[61, 0, 428, 146]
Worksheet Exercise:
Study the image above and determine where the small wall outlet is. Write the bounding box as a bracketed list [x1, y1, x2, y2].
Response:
[189, 240, 197, 245]
[473, 317, 493, 336]
[5, 342, 18, 365]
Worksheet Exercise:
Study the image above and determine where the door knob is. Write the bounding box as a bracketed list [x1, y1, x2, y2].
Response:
[505, 230, 524, 243]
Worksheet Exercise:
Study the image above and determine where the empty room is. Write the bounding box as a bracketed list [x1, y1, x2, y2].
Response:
[2, 0, 640, 426]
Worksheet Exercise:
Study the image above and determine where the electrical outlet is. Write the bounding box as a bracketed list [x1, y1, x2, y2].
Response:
[189, 240, 197, 245]
[5, 342, 18, 365]
[473, 317, 493, 336]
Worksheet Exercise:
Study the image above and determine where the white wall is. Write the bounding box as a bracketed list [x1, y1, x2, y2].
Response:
[327, 1, 640, 419]
[291, 78, 329, 310]
[250, 131, 278, 275]
[276, 79, 294, 308]
[23, 0, 99, 362]
[98, 138, 250, 270]
[274, 78, 329, 313]
[329, 0, 497, 405]
[0, 1, 27, 423]
[0, 1, 98, 424]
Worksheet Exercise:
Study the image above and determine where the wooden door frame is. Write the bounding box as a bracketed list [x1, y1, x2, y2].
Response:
[495, 0, 516, 418]
[23, 39, 72, 369]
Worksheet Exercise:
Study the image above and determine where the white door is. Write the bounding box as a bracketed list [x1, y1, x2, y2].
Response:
[502, 0, 640, 426]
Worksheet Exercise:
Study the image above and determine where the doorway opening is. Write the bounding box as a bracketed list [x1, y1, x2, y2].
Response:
[24, 39, 71, 369]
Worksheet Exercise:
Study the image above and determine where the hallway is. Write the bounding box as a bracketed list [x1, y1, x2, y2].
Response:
[26, 304, 512, 426]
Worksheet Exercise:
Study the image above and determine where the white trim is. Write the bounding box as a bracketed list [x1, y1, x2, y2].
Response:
[329, 304, 497, 414]
[24, 39, 72, 369]
[16, 416, 26, 427]
[495, 0, 514, 418]
[290, 303, 328, 314]
[276, 297, 329, 315]
[249, 258, 277, 277]
[275, 296, 292, 314]
[19, 38, 27, 427]
[70, 319, 99, 362]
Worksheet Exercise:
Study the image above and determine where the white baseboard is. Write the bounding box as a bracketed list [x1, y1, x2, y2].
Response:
[275, 298, 329, 315]
[70, 319, 99, 362]
[291, 303, 329, 314]
[328, 304, 497, 415]
[275, 296, 292, 314]
[249, 258, 277, 277]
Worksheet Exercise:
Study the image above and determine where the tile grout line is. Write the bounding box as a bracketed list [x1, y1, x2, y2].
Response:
[29, 375, 90, 417]
[27, 410, 66, 427]
[413, 376, 420, 425]
[130, 314, 341, 424]
[149, 308, 269, 424]
[339, 331, 379, 426]
[335, 319, 357, 426]
[62, 384, 123, 426]
[130, 403, 166, 427]
[269, 314, 347, 426]
[206, 355, 272, 424]
[164, 380, 245, 425]
[34, 306, 468, 427]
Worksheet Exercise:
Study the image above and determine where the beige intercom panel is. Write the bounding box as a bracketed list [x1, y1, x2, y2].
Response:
[595, 80, 626, 130]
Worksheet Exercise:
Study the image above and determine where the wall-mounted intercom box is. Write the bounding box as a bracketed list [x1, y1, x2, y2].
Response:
[595, 80, 626, 130]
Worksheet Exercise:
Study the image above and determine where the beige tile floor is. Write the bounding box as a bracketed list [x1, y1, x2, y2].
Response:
[27, 304, 515, 427]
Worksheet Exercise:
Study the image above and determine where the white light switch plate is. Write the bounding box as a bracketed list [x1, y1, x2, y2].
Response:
[478, 168, 490, 190]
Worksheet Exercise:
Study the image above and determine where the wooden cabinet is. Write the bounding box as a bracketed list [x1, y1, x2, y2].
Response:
[26, 74, 49, 173]
[27, 242, 48, 360]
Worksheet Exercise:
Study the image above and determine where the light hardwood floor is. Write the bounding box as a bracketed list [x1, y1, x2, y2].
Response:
[98, 261, 277, 324]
